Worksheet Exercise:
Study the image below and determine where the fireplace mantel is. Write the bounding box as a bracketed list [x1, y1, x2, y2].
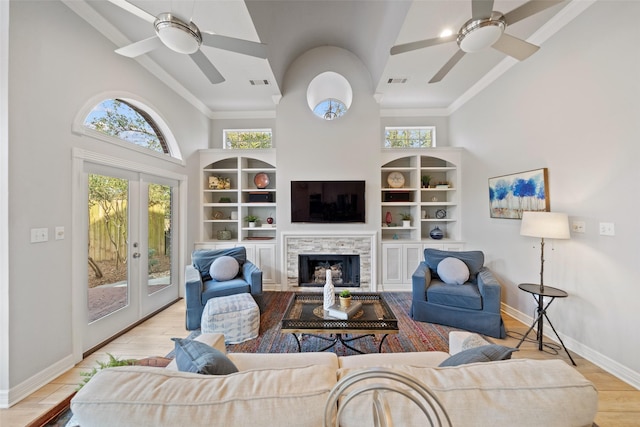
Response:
[281, 232, 377, 291]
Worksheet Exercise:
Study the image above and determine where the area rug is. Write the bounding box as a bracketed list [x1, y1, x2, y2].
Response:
[226, 291, 455, 355]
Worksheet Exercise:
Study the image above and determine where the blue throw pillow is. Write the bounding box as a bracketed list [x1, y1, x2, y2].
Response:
[192, 247, 247, 281]
[424, 249, 484, 278]
[171, 338, 238, 375]
[438, 344, 518, 367]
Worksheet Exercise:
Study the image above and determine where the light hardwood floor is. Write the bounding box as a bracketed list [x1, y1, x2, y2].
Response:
[1, 298, 639, 426]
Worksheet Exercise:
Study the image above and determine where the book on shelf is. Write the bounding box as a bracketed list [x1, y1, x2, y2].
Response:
[326, 301, 362, 320]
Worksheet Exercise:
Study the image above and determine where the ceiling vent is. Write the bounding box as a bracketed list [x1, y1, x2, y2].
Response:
[387, 78, 408, 84]
[249, 79, 270, 86]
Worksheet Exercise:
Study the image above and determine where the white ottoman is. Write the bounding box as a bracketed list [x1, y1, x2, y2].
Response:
[201, 293, 260, 344]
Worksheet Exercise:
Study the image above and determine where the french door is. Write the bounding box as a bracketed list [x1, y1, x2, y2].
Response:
[82, 163, 179, 352]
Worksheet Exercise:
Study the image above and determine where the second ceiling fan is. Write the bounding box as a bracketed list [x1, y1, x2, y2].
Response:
[108, 0, 268, 84]
[391, 0, 564, 83]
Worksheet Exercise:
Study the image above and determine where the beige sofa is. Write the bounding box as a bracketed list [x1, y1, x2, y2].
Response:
[71, 332, 598, 427]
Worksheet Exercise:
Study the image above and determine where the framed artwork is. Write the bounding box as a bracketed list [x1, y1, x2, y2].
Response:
[488, 168, 549, 219]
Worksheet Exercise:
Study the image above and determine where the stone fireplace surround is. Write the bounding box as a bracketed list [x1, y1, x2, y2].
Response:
[282, 232, 377, 291]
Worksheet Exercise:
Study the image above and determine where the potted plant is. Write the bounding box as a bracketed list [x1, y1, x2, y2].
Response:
[400, 212, 412, 227]
[421, 175, 431, 188]
[245, 215, 259, 228]
[219, 197, 231, 203]
[339, 289, 352, 308]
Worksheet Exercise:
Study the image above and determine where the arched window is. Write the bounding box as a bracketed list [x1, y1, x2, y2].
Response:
[81, 98, 182, 158]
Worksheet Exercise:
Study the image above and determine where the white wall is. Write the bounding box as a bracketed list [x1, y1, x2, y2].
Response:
[4, 0, 209, 402]
[274, 46, 381, 232]
[451, 1, 640, 384]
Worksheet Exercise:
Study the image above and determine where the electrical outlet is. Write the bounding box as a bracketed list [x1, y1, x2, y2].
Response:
[599, 222, 615, 236]
[55, 226, 65, 240]
[571, 221, 586, 233]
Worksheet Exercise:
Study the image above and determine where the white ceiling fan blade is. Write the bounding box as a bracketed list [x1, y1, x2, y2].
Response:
[492, 33, 539, 61]
[190, 50, 225, 84]
[201, 33, 268, 59]
[390, 34, 457, 56]
[472, 0, 495, 20]
[503, 0, 565, 26]
[106, 0, 156, 24]
[115, 36, 163, 58]
[429, 50, 466, 83]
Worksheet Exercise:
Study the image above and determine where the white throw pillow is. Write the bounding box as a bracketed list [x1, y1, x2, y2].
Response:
[437, 257, 470, 285]
[209, 256, 240, 281]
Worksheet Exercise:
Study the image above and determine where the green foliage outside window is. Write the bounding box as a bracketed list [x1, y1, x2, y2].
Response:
[84, 99, 165, 153]
[224, 129, 272, 149]
[385, 127, 436, 148]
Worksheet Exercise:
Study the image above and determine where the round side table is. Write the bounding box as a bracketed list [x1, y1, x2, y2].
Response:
[516, 283, 576, 366]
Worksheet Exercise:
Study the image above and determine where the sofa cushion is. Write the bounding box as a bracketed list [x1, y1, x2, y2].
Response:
[426, 281, 482, 310]
[438, 344, 517, 367]
[209, 256, 240, 281]
[437, 257, 470, 285]
[71, 365, 338, 427]
[202, 279, 251, 303]
[424, 249, 484, 282]
[336, 359, 598, 427]
[192, 247, 247, 281]
[171, 338, 238, 375]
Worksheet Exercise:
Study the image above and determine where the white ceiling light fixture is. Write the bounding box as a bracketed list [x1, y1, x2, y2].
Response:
[457, 12, 505, 53]
[154, 13, 202, 55]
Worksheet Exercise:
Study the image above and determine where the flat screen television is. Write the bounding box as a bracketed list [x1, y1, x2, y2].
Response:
[291, 180, 365, 223]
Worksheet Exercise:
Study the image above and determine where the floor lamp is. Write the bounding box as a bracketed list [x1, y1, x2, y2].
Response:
[520, 212, 570, 291]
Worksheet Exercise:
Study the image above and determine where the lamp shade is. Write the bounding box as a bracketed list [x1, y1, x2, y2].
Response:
[520, 212, 570, 239]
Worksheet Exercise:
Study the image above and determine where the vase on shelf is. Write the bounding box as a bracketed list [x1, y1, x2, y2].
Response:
[323, 269, 335, 310]
[385, 211, 392, 227]
[430, 226, 444, 240]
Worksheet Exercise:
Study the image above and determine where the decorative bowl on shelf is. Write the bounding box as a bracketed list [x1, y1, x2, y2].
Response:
[254, 172, 270, 189]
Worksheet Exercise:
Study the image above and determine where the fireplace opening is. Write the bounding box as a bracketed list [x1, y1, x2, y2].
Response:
[298, 254, 360, 287]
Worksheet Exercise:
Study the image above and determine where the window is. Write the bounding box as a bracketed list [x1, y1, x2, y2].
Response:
[384, 126, 436, 148]
[224, 129, 272, 149]
[84, 99, 169, 154]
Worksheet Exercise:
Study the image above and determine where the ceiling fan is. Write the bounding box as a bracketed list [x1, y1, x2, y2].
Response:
[390, 0, 564, 83]
[108, 0, 268, 84]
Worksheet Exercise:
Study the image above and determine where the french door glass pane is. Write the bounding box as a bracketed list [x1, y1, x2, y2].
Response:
[87, 174, 129, 323]
[147, 183, 173, 295]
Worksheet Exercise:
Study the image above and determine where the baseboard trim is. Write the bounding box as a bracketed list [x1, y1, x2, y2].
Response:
[501, 302, 640, 390]
[0, 353, 75, 408]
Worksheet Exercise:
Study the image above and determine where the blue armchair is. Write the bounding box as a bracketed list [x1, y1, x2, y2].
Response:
[185, 246, 262, 330]
[411, 249, 505, 338]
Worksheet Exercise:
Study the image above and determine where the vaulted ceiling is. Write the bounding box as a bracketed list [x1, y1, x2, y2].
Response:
[64, 0, 590, 116]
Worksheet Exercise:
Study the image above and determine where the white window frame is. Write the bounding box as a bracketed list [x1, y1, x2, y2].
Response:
[223, 128, 273, 149]
[384, 126, 436, 148]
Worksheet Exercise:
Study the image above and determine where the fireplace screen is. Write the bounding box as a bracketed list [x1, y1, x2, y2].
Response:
[298, 254, 360, 287]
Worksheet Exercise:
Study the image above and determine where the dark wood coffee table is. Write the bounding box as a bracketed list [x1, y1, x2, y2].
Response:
[281, 292, 399, 353]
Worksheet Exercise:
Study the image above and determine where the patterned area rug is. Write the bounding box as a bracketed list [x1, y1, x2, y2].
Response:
[226, 291, 455, 355]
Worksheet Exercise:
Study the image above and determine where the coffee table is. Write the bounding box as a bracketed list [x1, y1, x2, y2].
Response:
[281, 292, 399, 353]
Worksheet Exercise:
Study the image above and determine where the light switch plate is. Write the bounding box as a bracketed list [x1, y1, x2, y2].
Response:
[30, 228, 48, 243]
[599, 222, 615, 236]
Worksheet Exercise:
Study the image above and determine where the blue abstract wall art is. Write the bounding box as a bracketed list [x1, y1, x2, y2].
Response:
[488, 168, 549, 219]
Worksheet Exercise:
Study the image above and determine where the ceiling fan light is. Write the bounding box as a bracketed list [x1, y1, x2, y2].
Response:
[154, 13, 202, 54]
[458, 13, 506, 53]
